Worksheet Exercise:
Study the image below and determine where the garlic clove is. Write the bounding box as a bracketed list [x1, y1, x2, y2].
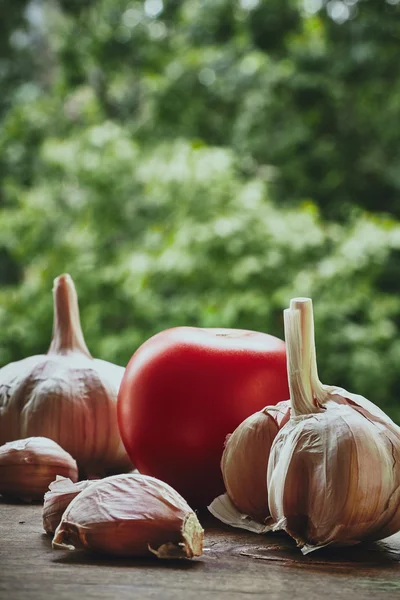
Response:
[0, 437, 78, 502]
[52, 473, 204, 558]
[208, 399, 290, 529]
[222, 411, 277, 522]
[267, 298, 400, 553]
[43, 476, 97, 534]
[219, 401, 290, 523]
[0, 274, 132, 475]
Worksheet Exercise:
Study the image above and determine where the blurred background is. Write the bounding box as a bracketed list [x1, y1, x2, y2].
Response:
[1, 0, 400, 421]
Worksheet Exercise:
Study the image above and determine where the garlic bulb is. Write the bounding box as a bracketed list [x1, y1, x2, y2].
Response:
[0, 274, 131, 476]
[267, 297, 400, 553]
[52, 473, 204, 558]
[43, 476, 97, 534]
[210, 296, 400, 536]
[0, 437, 78, 501]
[208, 401, 290, 529]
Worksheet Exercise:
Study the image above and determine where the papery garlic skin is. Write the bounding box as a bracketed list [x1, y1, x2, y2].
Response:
[43, 476, 97, 534]
[0, 274, 131, 475]
[268, 402, 400, 552]
[52, 473, 204, 558]
[208, 493, 272, 533]
[222, 409, 278, 522]
[267, 298, 400, 553]
[284, 298, 396, 426]
[0, 437, 78, 502]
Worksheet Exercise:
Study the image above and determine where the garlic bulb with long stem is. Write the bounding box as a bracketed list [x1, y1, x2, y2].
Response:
[267, 297, 400, 553]
[0, 274, 131, 476]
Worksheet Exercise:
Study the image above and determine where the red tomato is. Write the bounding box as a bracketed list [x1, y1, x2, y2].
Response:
[117, 327, 289, 508]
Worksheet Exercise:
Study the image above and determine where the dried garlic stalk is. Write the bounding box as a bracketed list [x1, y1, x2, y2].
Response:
[53, 473, 204, 558]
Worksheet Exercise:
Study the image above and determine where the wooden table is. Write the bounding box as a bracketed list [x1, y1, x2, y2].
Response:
[1, 501, 400, 600]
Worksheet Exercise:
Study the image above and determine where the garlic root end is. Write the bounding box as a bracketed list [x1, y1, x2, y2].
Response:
[149, 512, 203, 559]
[52, 523, 82, 552]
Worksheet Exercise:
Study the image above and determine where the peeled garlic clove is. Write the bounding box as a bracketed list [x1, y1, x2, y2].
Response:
[0, 437, 78, 502]
[210, 400, 290, 527]
[43, 476, 97, 534]
[0, 274, 131, 475]
[52, 473, 204, 558]
[267, 298, 400, 553]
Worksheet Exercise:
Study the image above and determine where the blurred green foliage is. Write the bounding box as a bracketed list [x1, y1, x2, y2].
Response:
[1, 0, 400, 422]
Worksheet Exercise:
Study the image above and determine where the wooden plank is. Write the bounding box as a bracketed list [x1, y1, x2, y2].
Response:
[1, 501, 399, 600]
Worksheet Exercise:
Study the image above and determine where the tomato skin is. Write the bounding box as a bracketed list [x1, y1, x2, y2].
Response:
[117, 327, 289, 508]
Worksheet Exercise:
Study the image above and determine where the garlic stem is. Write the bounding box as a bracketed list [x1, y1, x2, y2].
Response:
[289, 298, 327, 404]
[284, 298, 325, 416]
[48, 274, 91, 357]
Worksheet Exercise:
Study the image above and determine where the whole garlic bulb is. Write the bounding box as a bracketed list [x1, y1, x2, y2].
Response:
[0, 274, 131, 476]
[209, 296, 400, 535]
[267, 298, 400, 553]
[52, 473, 204, 558]
[43, 476, 97, 534]
[0, 437, 78, 501]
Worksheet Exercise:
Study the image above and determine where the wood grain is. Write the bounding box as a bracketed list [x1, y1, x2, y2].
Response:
[1, 501, 399, 600]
